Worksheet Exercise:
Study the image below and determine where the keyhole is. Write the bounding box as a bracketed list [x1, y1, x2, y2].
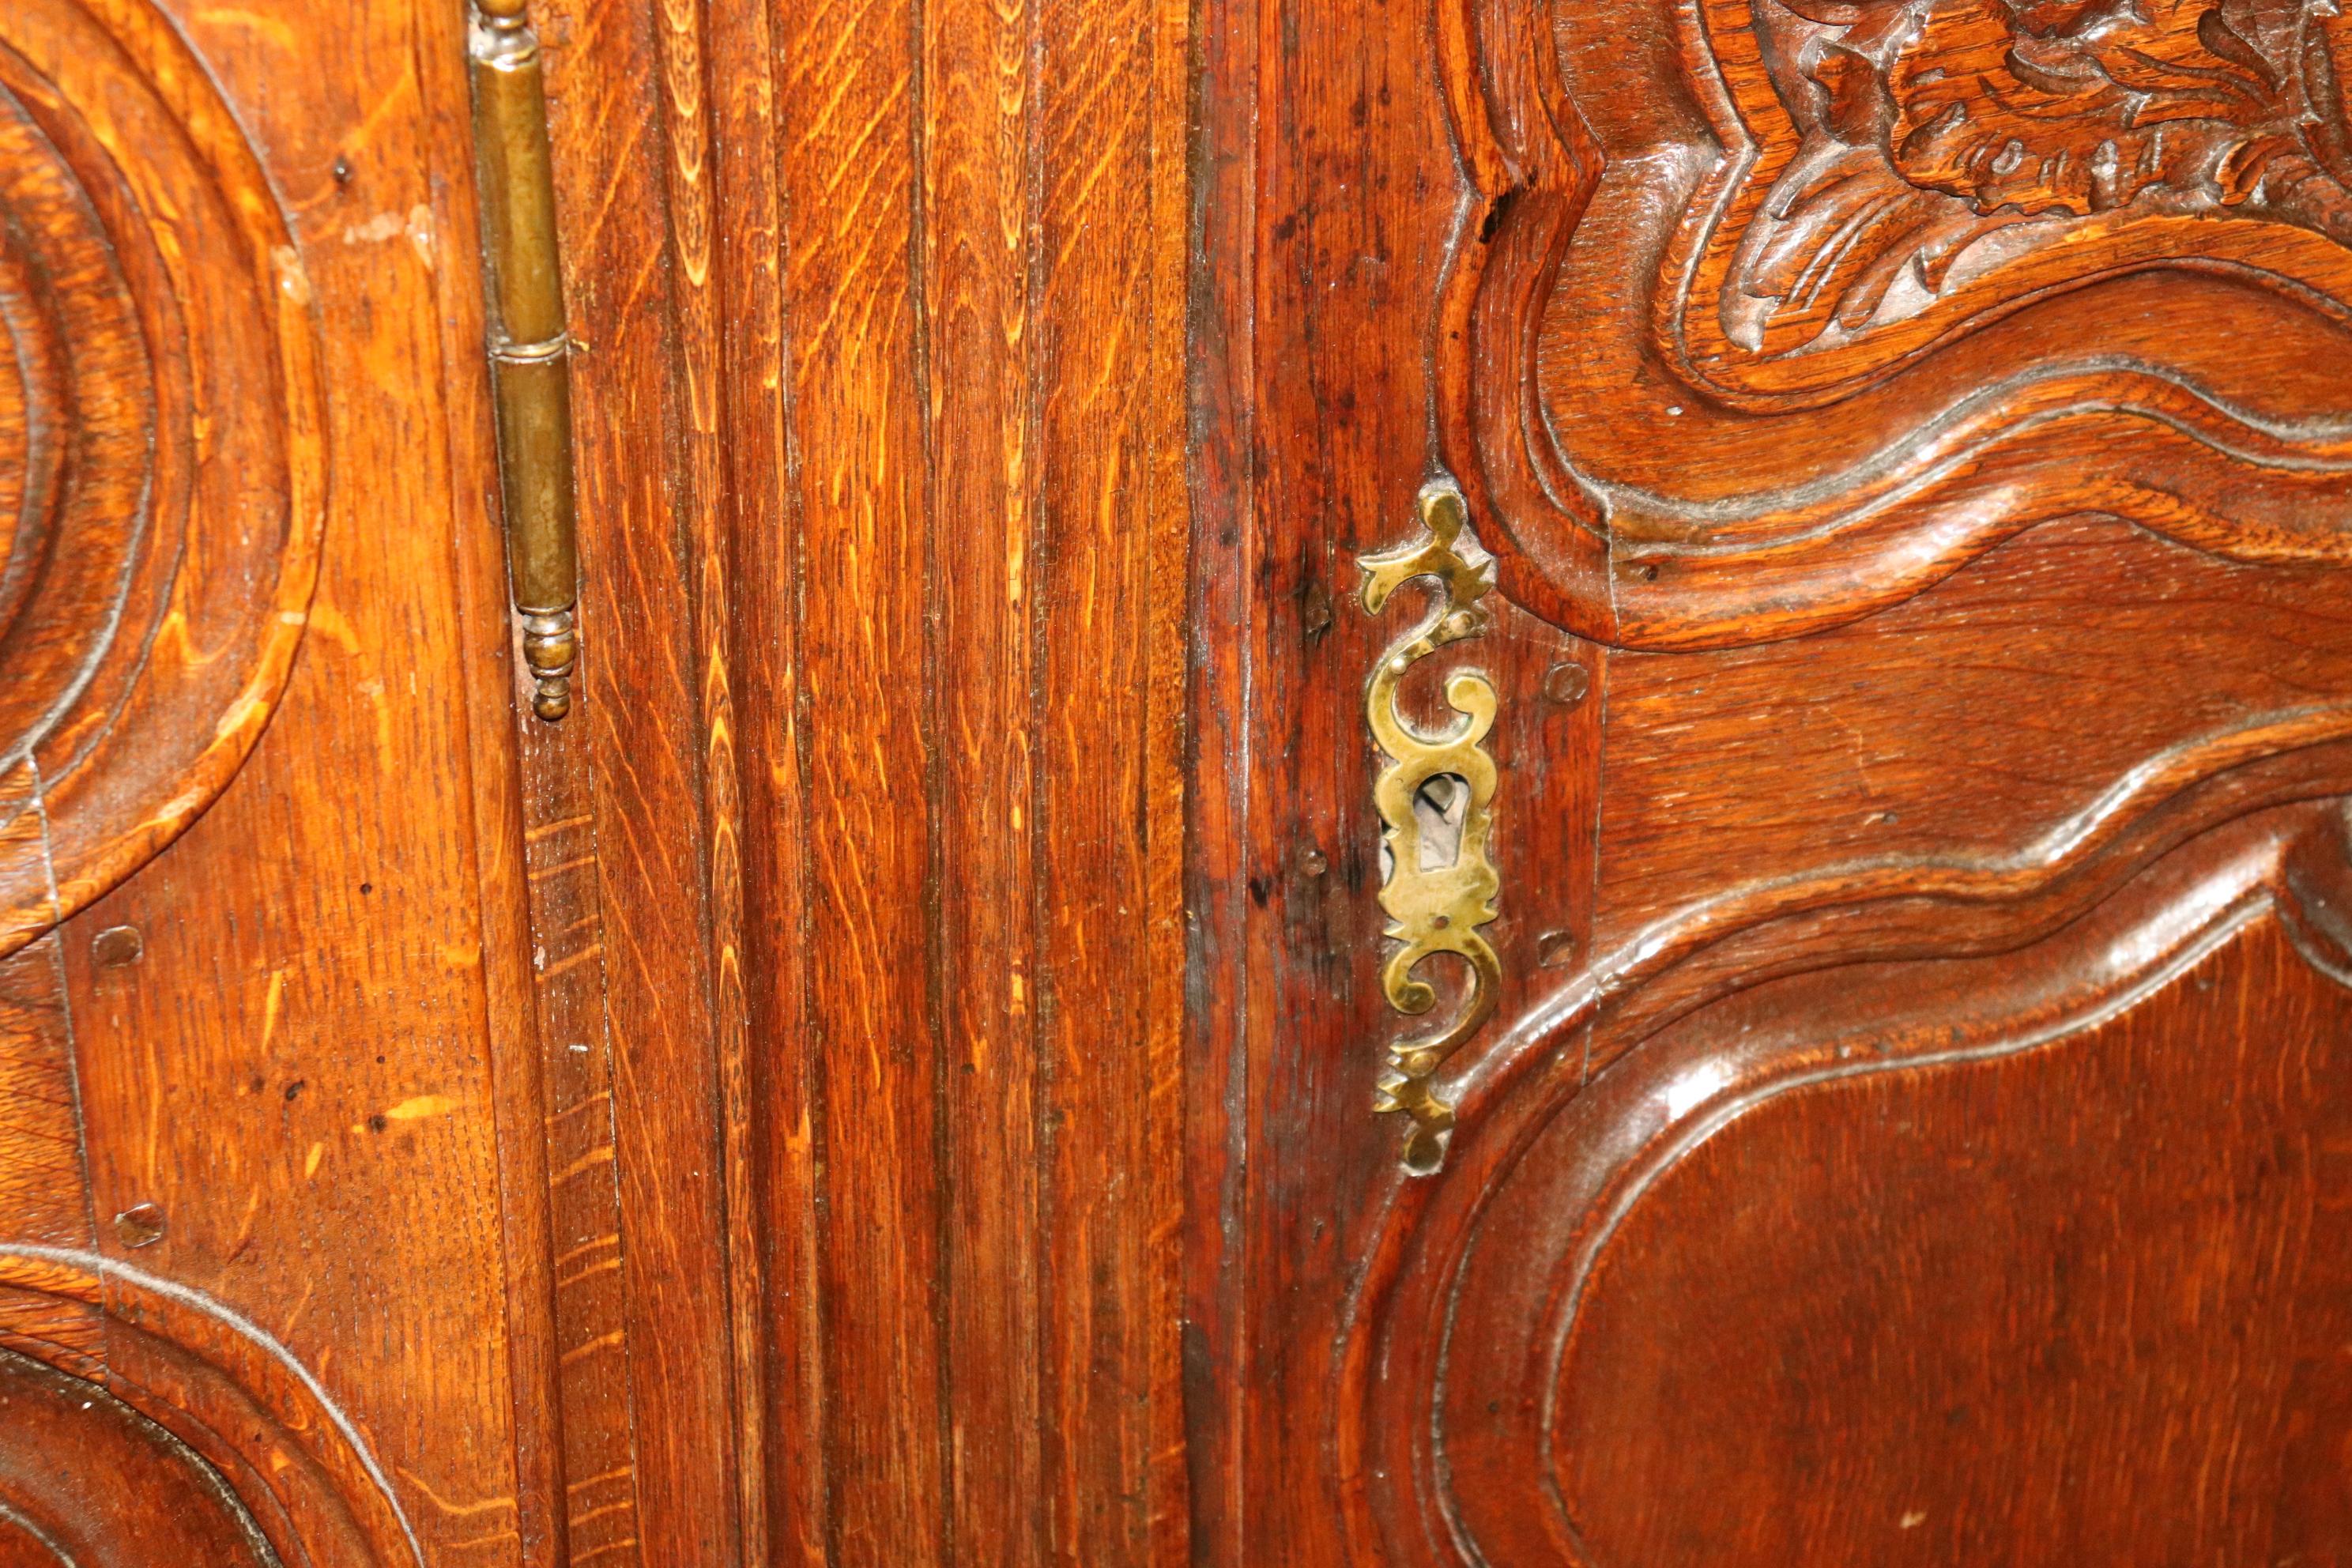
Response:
[1414, 773, 1470, 872]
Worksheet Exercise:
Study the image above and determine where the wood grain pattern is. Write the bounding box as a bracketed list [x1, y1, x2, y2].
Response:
[0, 943, 83, 1254]
[1365, 802, 2352, 1566]
[0, 0, 326, 957]
[0, 1246, 424, 1566]
[1550, 914, 2352, 1566]
[0, 0, 568, 1562]
[534, 0, 744, 1558]
[9, 0, 2350, 1557]
[535, 0, 1192, 1559]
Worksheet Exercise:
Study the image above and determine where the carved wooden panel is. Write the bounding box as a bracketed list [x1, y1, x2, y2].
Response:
[0, 1344, 275, 1568]
[0, 0, 567, 1563]
[1442, 0, 2352, 647]
[1353, 804, 2352, 1564]
[0, 0, 323, 957]
[1188, 0, 2352, 1555]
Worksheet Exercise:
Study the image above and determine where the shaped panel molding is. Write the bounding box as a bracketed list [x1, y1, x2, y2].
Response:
[1434, 0, 2352, 647]
[0, 1249, 420, 1568]
[0, 1345, 277, 1568]
[0, 0, 324, 956]
[1343, 801, 2352, 1566]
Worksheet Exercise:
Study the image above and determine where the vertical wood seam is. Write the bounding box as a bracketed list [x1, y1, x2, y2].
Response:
[903, 0, 964, 1555]
[1180, 0, 1261, 1546]
[764, 0, 841, 1526]
[772, 0, 847, 1548]
[1577, 646, 1611, 1091]
[422, 0, 573, 1549]
[1141, 0, 1193, 1547]
[650, 0, 775, 1555]
[1020, 0, 1057, 1547]
[717, 0, 832, 1550]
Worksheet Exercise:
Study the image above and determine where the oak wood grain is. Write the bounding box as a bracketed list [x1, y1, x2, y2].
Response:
[0, 943, 83, 1254]
[9, 0, 2349, 1558]
[536, 0, 1193, 1559]
[0, 0, 564, 1561]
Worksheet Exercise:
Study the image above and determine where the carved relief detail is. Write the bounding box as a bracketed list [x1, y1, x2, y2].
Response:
[1340, 800, 2352, 1565]
[0, 1246, 421, 1567]
[1429, 0, 2352, 650]
[0, 1344, 279, 1568]
[0, 0, 325, 957]
[1362, 481, 1503, 1175]
[1888, 0, 2351, 219]
[1727, 0, 2352, 355]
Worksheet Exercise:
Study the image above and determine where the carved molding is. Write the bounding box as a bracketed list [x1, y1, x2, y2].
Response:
[1431, 0, 2352, 650]
[1339, 797, 2352, 1565]
[1686, 0, 2352, 375]
[0, 0, 325, 958]
[1362, 482, 1505, 1174]
[0, 1344, 277, 1568]
[1683, 0, 2352, 379]
[1578, 702, 2352, 1057]
[0, 1248, 420, 1568]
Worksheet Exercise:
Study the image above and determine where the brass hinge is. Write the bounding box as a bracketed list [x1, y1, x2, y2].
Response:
[469, 0, 579, 721]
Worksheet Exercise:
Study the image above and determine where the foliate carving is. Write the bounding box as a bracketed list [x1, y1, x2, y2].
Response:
[1736, 0, 2352, 352]
[1430, 0, 2352, 651]
[1886, 0, 2352, 220]
[1361, 481, 1502, 1175]
[1698, 0, 2352, 368]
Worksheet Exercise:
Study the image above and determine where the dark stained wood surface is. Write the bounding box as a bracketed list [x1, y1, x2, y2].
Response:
[0, 1345, 276, 1568]
[1551, 912, 2352, 1565]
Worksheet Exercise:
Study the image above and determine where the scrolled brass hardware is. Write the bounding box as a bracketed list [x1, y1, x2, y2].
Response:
[468, 0, 579, 722]
[1360, 480, 1502, 1176]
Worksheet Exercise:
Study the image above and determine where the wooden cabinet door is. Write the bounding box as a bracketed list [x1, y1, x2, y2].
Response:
[1186, 0, 2352, 1560]
[0, 2, 560, 1563]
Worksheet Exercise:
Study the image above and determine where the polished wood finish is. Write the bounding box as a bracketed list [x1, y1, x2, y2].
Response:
[0, 1344, 275, 1568]
[0, 0, 322, 956]
[2, 0, 2350, 1559]
[1185, 0, 2352, 1554]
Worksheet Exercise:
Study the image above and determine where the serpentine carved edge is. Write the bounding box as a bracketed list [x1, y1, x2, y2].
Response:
[0, 1244, 424, 1566]
[1362, 480, 1503, 1175]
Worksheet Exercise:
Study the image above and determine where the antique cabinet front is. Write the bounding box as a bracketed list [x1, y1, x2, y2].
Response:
[1189, 0, 2352, 1559]
[2, 0, 2350, 1559]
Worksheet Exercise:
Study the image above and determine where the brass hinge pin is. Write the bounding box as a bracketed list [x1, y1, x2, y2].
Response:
[469, 0, 579, 722]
